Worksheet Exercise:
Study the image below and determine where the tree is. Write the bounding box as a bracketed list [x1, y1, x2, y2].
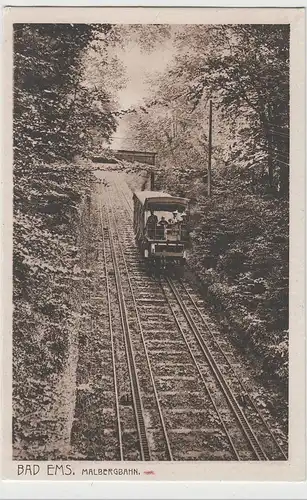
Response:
[14, 24, 117, 165]
[13, 23, 119, 299]
[13, 23, 122, 324]
[123, 24, 289, 196]
[119, 25, 289, 387]
[13, 24, 124, 457]
[181, 25, 290, 195]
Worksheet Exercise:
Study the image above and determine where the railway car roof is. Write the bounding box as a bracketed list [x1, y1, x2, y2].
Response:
[133, 190, 189, 207]
[134, 190, 171, 203]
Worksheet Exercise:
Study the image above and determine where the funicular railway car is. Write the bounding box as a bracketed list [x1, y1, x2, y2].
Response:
[133, 190, 190, 269]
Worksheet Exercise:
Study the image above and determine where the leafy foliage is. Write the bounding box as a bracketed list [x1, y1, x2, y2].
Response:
[13, 24, 118, 457]
[14, 24, 117, 163]
[122, 24, 289, 387]
[189, 182, 288, 385]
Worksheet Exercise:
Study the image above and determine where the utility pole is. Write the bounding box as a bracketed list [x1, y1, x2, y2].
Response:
[207, 99, 213, 198]
[150, 153, 157, 190]
[150, 170, 155, 190]
[173, 110, 178, 138]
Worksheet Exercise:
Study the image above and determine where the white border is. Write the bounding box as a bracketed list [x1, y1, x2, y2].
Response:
[1, 0, 307, 6]
[1, 1, 306, 499]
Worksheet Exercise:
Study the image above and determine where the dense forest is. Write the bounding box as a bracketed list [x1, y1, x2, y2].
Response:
[13, 24, 121, 455]
[123, 24, 289, 387]
[13, 23, 289, 456]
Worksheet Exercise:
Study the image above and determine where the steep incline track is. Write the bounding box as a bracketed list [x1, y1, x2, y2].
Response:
[171, 278, 287, 460]
[110, 170, 287, 461]
[70, 169, 287, 461]
[100, 192, 151, 460]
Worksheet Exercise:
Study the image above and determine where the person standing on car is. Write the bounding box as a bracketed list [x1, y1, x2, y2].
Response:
[146, 210, 158, 227]
[146, 210, 158, 238]
[171, 210, 179, 225]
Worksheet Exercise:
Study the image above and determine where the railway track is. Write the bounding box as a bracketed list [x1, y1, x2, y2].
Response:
[99, 192, 151, 460]
[100, 186, 176, 460]
[102, 178, 237, 460]
[70, 195, 128, 460]
[108, 180, 243, 458]
[94, 170, 287, 461]
[164, 276, 267, 460]
[173, 278, 288, 460]
[114, 172, 288, 459]
[99, 199, 123, 460]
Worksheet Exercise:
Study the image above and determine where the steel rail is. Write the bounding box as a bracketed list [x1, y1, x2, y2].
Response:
[106, 187, 173, 461]
[101, 187, 151, 461]
[158, 277, 240, 460]
[178, 279, 287, 460]
[166, 276, 268, 460]
[98, 198, 124, 460]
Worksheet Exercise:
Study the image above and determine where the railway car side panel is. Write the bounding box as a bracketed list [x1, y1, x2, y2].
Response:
[133, 195, 145, 246]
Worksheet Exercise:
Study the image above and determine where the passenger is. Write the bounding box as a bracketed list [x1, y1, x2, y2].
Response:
[167, 212, 177, 226]
[156, 216, 167, 239]
[180, 212, 187, 225]
[146, 210, 158, 239]
[146, 210, 158, 227]
[172, 210, 179, 225]
[179, 212, 188, 240]
[158, 216, 168, 227]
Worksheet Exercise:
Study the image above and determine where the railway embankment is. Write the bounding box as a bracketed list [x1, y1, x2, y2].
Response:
[13, 161, 95, 459]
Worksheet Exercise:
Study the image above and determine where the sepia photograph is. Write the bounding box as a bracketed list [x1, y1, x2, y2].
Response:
[1, 5, 306, 487]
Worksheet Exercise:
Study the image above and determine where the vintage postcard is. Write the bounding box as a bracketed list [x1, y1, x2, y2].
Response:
[1, 5, 306, 487]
